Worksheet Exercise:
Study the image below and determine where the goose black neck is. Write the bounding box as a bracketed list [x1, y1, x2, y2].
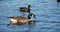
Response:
[28, 7, 30, 13]
[28, 5, 31, 13]
[28, 14, 31, 19]
[28, 9, 30, 13]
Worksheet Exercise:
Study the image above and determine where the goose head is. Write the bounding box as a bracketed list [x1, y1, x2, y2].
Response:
[28, 5, 31, 8]
[28, 13, 36, 19]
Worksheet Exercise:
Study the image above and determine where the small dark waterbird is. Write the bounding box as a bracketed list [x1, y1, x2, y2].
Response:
[19, 5, 31, 13]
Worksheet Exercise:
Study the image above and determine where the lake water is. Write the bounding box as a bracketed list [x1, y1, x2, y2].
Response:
[0, 0, 60, 32]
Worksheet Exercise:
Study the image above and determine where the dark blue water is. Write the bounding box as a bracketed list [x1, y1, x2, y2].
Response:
[0, 0, 60, 32]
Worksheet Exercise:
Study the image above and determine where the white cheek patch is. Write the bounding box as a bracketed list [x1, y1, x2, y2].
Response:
[32, 15, 34, 18]
[10, 19, 17, 23]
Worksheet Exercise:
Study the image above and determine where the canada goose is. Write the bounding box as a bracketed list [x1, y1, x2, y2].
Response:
[7, 13, 36, 26]
[20, 5, 31, 13]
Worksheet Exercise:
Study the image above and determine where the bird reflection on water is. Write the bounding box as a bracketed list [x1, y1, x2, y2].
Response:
[7, 20, 36, 32]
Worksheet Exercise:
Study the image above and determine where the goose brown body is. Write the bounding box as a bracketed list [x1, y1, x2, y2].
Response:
[8, 16, 32, 25]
